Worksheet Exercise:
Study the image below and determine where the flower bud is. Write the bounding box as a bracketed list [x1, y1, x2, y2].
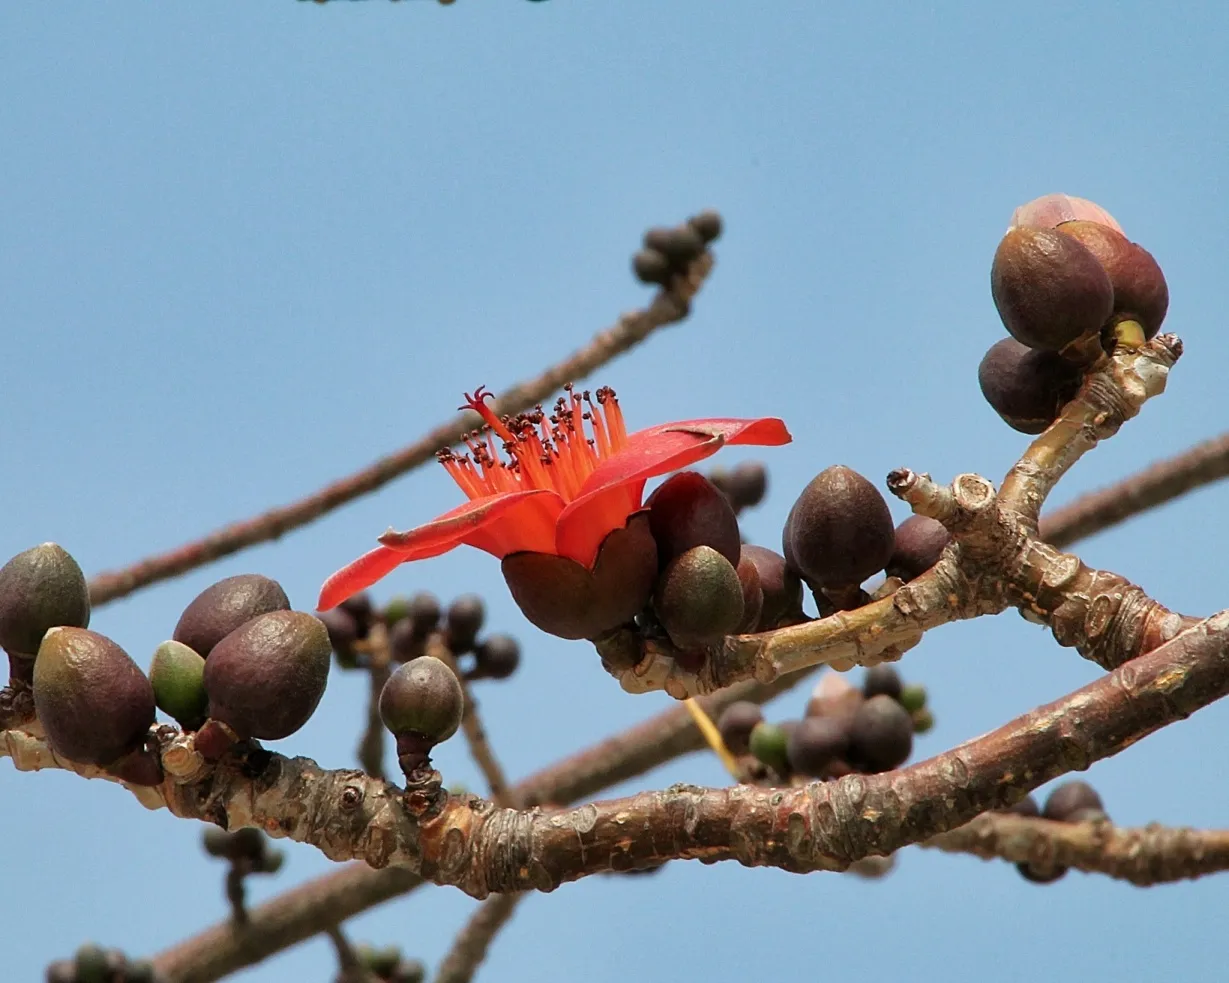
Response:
[643, 225, 704, 266]
[786, 715, 851, 777]
[647, 471, 742, 568]
[1043, 780, 1105, 822]
[716, 700, 763, 756]
[653, 546, 745, 650]
[1056, 220, 1168, 339]
[978, 337, 1084, 434]
[1010, 193, 1123, 234]
[0, 543, 90, 658]
[469, 633, 520, 680]
[784, 466, 895, 590]
[444, 594, 485, 653]
[991, 227, 1114, 351]
[899, 682, 927, 714]
[33, 627, 156, 768]
[632, 249, 672, 286]
[502, 514, 657, 640]
[847, 694, 913, 773]
[886, 515, 952, 582]
[748, 720, 790, 776]
[738, 545, 803, 629]
[203, 611, 330, 741]
[862, 664, 902, 701]
[734, 553, 764, 632]
[174, 574, 290, 658]
[688, 209, 723, 243]
[149, 639, 208, 731]
[379, 656, 463, 745]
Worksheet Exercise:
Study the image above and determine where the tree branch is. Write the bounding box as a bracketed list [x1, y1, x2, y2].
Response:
[29, 610, 1216, 901]
[1040, 431, 1229, 549]
[85, 258, 713, 608]
[433, 894, 522, 983]
[922, 812, 1229, 886]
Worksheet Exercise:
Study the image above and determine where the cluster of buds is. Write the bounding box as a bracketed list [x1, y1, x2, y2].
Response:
[980, 193, 1168, 433]
[631, 210, 723, 288]
[1000, 781, 1110, 884]
[718, 665, 931, 784]
[0, 545, 334, 781]
[45, 944, 160, 983]
[321, 591, 520, 682]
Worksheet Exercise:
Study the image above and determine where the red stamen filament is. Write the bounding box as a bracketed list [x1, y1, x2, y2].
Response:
[447, 385, 627, 502]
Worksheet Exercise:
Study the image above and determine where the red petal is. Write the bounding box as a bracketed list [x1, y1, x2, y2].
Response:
[378, 490, 562, 558]
[318, 545, 412, 611]
[554, 485, 643, 567]
[557, 416, 790, 568]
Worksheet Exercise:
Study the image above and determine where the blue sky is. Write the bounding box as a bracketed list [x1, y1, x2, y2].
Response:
[3, 2, 1228, 981]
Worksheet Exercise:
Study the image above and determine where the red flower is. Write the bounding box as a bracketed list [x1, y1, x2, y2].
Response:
[317, 385, 790, 618]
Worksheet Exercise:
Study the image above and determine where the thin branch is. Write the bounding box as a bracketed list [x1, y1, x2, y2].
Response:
[358, 626, 392, 782]
[86, 259, 713, 607]
[1040, 431, 1229, 548]
[433, 894, 523, 983]
[924, 812, 1229, 886]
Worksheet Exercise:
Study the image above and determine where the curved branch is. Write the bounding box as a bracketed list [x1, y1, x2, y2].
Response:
[923, 812, 1229, 886]
[86, 260, 712, 607]
[1040, 431, 1229, 548]
[22, 611, 1218, 901]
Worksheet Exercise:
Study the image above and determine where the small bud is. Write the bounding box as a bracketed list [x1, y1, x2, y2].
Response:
[1010, 193, 1123, 234]
[978, 337, 1084, 434]
[722, 461, 768, 510]
[991, 227, 1114, 352]
[382, 596, 412, 627]
[124, 959, 159, 983]
[389, 616, 422, 663]
[379, 656, 463, 744]
[632, 249, 672, 286]
[1043, 780, 1105, 822]
[1001, 795, 1040, 817]
[45, 959, 75, 983]
[1056, 220, 1168, 339]
[407, 592, 442, 637]
[734, 553, 764, 633]
[74, 944, 109, 983]
[784, 466, 895, 589]
[886, 515, 952, 581]
[392, 958, 427, 983]
[687, 209, 723, 243]
[910, 707, 934, 733]
[898, 682, 927, 714]
[33, 628, 156, 768]
[364, 945, 403, 977]
[502, 515, 657, 640]
[847, 694, 913, 773]
[173, 574, 290, 658]
[149, 640, 209, 731]
[716, 700, 763, 756]
[653, 546, 745, 650]
[647, 471, 742, 568]
[593, 625, 644, 672]
[445, 594, 486, 653]
[0, 543, 90, 658]
[862, 664, 902, 701]
[748, 721, 790, 776]
[203, 611, 331, 741]
[469, 634, 520, 680]
[738, 545, 803, 630]
[643, 225, 704, 266]
[339, 593, 375, 636]
[786, 715, 851, 777]
[318, 607, 360, 665]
